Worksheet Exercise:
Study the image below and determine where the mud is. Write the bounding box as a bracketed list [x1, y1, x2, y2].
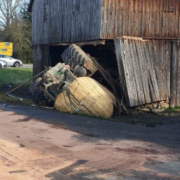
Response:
[0, 103, 179, 180]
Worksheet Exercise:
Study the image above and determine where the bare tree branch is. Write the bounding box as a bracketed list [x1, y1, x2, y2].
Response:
[0, 0, 23, 30]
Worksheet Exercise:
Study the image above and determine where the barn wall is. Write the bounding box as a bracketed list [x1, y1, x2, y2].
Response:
[32, 0, 180, 45]
[32, 0, 102, 45]
[101, 0, 180, 39]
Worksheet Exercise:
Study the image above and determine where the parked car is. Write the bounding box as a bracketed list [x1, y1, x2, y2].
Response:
[0, 60, 7, 68]
[0, 55, 23, 67]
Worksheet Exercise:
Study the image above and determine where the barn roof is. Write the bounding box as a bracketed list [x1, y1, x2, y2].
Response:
[28, 0, 34, 12]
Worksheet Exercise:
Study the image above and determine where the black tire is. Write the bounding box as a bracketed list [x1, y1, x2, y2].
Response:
[32, 90, 46, 104]
[29, 78, 45, 104]
[29, 78, 54, 106]
[14, 62, 20, 68]
[31, 88, 54, 106]
[61, 44, 88, 71]
[0, 64, 2, 69]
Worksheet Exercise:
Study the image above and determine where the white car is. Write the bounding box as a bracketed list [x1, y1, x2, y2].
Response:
[0, 55, 23, 68]
[0, 60, 7, 68]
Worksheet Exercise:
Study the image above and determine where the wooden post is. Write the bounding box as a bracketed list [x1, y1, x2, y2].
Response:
[42, 45, 51, 69]
[170, 41, 175, 108]
[33, 45, 51, 76]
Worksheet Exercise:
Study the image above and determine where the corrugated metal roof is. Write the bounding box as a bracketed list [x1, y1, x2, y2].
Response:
[28, 0, 35, 12]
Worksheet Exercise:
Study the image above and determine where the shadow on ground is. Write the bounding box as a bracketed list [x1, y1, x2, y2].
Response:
[1, 104, 180, 151]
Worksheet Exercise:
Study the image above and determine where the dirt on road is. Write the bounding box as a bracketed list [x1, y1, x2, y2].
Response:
[0, 103, 180, 180]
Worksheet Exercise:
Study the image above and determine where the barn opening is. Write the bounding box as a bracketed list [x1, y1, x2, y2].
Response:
[48, 42, 121, 100]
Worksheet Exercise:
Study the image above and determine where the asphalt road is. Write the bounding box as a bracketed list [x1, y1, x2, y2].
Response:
[0, 103, 179, 180]
[6, 64, 33, 69]
[21, 64, 33, 68]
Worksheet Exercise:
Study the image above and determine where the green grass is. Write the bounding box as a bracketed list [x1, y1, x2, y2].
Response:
[166, 106, 180, 112]
[0, 68, 33, 87]
[0, 68, 33, 105]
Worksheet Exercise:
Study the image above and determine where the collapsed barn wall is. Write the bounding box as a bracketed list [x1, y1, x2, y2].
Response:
[115, 37, 180, 107]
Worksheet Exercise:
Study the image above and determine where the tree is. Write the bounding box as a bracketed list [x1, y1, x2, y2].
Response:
[12, 3, 32, 63]
[0, 28, 5, 40]
[0, 0, 23, 41]
[0, 0, 33, 63]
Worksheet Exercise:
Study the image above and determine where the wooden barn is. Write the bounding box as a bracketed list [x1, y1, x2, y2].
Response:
[29, 0, 180, 108]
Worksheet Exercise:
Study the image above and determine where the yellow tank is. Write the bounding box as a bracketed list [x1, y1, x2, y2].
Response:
[54, 77, 115, 118]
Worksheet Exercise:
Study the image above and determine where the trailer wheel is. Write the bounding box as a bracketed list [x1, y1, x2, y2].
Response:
[61, 44, 88, 72]
[29, 77, 46, 104]
[29, 77, 54, 106]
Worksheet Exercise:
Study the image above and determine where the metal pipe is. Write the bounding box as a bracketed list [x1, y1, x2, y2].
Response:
[5, 69, 48, 96]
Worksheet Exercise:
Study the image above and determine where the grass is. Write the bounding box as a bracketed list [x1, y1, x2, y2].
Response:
[166, 106, 180, 112]
[0, 68, 33, 105]
[0, 68, 33, 87]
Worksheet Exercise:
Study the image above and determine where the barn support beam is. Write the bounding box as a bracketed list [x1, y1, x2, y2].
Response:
[33, 45, 51, 76]
[170, 41, 180, 108]
[170, 41, 175, 108]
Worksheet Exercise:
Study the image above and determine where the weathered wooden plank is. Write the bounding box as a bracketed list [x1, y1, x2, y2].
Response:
[144, 0, 150, 37]
[115, 38, 130, 105]
[170, 41, 176, 107]
[149, 69, 160, 102]
[178, 1, 180, 37]
[176, 42, 180, 106]
[143, 40, 153, 103]
[174, 43, 179, 106]
[139, 40, 151, 103]
[120, 39, 137, 106]
[123, 39, 139, 106]
[155, 40, 163, 100]
[167, 41, 171, 98]
[160, 40, 166, 99]
[129, 39, 144, 105]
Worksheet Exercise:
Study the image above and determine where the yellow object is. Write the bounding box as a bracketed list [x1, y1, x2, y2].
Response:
[54, 77, 115, 118]
[0, 42, 13, 56]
